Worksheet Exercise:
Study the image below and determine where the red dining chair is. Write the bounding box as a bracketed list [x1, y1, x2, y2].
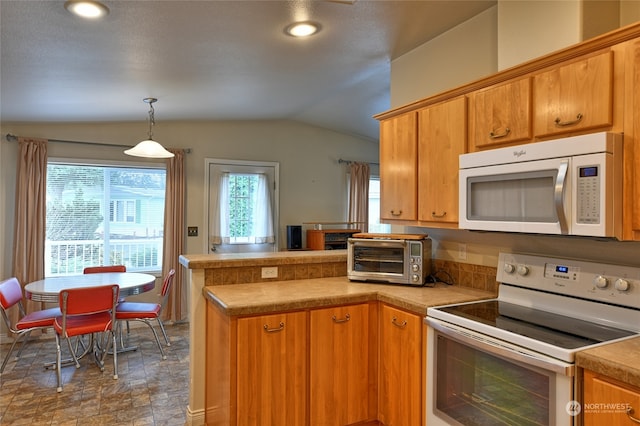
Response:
[115, 269, 175, 359]
[83, 265, 126, 274]
[54, 284, 119, 392]
[0, 277, 61, 374]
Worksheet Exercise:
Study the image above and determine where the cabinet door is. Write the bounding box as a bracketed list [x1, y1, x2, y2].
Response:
[310, 304, 375, 426]
[534, 51, 613, 138]
[583, 369, 640, 426]
[418, 96, 467, 224]
[469, 77, 532, 150]
[379, 111, 418, 221]
[378, 304, 423, 426]
[623, 37, 640, 241]
[236, 311, 308, 426]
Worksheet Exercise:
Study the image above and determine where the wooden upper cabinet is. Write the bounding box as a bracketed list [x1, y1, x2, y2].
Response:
[417, 96, 467, 225]
[533, 50, 614, 138]
[469, 77, 532, 151]
[379, 111, 418, 221]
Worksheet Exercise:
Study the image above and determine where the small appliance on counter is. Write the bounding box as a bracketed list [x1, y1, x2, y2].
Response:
[347, 233, 432, 286]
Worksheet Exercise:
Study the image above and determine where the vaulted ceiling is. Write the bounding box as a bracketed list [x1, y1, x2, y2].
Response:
[0, 0, 495, 141]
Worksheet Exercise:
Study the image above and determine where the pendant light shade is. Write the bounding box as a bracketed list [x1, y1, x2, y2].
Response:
[125, 98, 174, 159]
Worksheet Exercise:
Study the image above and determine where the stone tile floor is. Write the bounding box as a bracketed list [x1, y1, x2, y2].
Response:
[0, 322, 189, 425]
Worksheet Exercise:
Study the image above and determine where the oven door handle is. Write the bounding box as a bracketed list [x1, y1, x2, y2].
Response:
[427, 318, 575, 376]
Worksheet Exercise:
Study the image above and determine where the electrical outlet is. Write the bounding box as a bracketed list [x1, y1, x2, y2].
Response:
[261, 266, 278, 279]
[187, 226, 198, 237]
[458, 243, 467, 260]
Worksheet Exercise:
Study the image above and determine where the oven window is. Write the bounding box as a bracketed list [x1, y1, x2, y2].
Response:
[352, 246, 404, 274]
[435, 334, 551, 426]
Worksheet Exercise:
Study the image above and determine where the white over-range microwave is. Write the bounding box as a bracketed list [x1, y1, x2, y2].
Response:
[459, 132, 623, 238]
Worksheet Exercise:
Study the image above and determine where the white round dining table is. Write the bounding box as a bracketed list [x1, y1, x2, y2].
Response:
[25, 272, 157, 303]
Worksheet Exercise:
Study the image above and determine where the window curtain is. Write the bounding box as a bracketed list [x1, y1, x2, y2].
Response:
[161, 148, 187, 323]
[348, 162, 370, 232]
[210, 172, 274, 244]
[11, 137, 48, 325]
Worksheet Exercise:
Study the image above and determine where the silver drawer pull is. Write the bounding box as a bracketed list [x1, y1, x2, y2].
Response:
[489, 127, 511, 139]
[390, 210, 403, 216]
[332, 314, 350, 324]
[554, 113, 583, 127]
[263, 322, 285, 333]
[391, 316, 407, 328]
[431, 211, 447, 218]
[627, 407, 640, 424]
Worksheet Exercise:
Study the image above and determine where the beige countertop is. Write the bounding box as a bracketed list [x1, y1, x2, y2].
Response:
[576, 337, 640, 388]
[180, 250, 347, 269]
[203, 276, 494, 316]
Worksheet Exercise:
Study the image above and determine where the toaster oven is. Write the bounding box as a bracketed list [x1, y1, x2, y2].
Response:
[347, 233, 432, 286]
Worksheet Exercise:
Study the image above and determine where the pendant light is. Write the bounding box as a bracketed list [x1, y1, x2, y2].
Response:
[124, 98, 174, 159]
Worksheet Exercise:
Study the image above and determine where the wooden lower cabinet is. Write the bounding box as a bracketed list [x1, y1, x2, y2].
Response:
[310, 303, 378, 426]
[205, 300, 424, 426]
[583, 369, 640, 426]
[237, 311, 308, 425]
[378, 304, 424, 426]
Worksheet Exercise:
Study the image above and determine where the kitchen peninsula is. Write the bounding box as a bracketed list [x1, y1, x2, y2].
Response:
[179, 250, 496, 425]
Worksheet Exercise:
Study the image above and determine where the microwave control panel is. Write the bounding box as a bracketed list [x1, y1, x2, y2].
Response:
[576, 165, 600, 224]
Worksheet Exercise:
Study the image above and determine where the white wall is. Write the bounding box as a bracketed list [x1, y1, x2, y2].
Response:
[0, 120, 379, 279]
[390, 6, 498, 108]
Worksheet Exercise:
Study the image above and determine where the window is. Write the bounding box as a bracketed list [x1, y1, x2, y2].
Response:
[224, 173, 274, 244]
[45, 162, 166, 276]
[368, 177, 391, 233]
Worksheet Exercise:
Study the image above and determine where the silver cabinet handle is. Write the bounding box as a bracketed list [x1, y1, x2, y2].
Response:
[390, 210, 403, 216]
[263, 322, 284, 333]
[332, 314, 350, 323]
[489, 127, 511, 139]
[627, 407, 640, 424]
[431, 211, 447, 218]
[391, 316, 407, 328]
[554, 113, 583, 127]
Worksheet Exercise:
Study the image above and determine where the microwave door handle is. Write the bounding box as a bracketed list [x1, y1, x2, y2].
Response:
[554, 160, 569, 234]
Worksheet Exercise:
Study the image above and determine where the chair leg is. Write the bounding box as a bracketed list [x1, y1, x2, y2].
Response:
[55, 334, 63, 392]
[65, 336, 81, 369]
[156, 318, 171, 346]
[0, 334, 21, 374]
[141, 319, 166, 360]
[111, 330, 118, 380]
[13, 330, 32, 359]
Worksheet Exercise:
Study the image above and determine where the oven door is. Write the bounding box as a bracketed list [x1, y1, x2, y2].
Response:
[426, 318, 575, 426]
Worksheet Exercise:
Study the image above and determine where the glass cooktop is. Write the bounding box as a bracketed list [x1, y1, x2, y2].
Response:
[437, 300, 636, 350]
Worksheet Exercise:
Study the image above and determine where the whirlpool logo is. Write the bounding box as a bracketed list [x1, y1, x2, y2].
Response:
[513, 149, 527, 158]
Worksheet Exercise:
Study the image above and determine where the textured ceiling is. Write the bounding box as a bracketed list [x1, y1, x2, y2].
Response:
[0, 0, 495, 141]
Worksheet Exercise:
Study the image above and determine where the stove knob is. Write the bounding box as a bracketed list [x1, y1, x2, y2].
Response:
[503, 263, 516, 274]
[516, 265, 529, 276]
[614, 278, 630, 292]
[594, 275, 609, 289]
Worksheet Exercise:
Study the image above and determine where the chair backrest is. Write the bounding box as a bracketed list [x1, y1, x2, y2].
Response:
[0, 277, 24, 311]
[159, 269, 176, 304]
[83, 265, 126, 274]
[0, 277, 26, 331]
[60, 284, 119, 316]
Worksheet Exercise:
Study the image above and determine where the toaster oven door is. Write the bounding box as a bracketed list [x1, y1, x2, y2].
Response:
[347, 239, 408, 284]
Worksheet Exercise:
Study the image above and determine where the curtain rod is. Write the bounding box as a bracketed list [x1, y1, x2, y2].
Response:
[5, 133, 191, 154]
[338, 158, 379, 166]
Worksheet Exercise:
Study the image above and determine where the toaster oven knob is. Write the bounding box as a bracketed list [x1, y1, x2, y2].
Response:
[614, 278, 630, 292]
[412, 274, 420, 282]
[516, 265, 529, 276]
[594, 275, 609, 289]
[412, 264, 420, 272]
[503, 263, 516, 274]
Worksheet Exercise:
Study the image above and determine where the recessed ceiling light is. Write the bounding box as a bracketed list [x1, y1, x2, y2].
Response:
[64, 1, 109, 19]
[284, 21, 321, 38]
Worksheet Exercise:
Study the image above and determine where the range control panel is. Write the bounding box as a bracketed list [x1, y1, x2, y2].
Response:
[497, 252, 640, 309]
